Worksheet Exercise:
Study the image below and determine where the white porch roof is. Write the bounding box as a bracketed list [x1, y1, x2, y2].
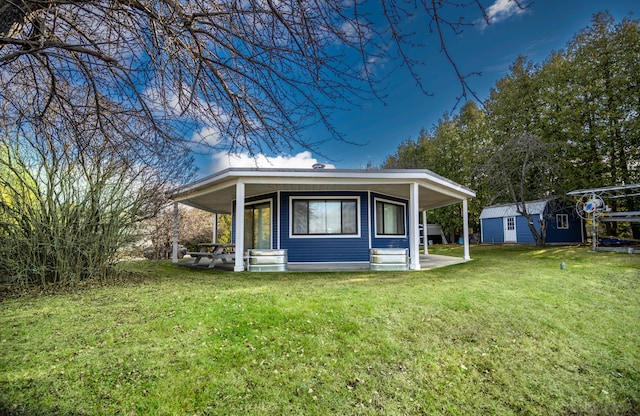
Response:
[170, 168, 476, 213]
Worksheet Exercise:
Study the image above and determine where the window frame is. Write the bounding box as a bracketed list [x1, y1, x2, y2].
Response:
[289, 196, 360, 239]
[244, 199, 273, 250]
[374, 197, 407, 238]
[556, 213, 569, 229]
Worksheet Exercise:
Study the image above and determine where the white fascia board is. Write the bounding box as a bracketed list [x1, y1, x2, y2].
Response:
[415, 172, 476, 199]
[169, 169, 237, 198]
[172, 177, 238, 202]
[177, 200, 225, 213]
[241, 170, 475, 198]
[418, 180, 475, 201]
[170, 168, 475, 201]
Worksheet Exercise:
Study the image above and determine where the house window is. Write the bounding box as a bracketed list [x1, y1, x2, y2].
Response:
[375, 199, 406, 236]
[556, 214, 569, 229]
[292, 198, 358, 235]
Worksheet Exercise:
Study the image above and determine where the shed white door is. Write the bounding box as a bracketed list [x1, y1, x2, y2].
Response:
[504, 216, 517, 242]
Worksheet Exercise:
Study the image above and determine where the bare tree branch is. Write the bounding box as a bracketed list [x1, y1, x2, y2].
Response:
[2, 0, 524, 159]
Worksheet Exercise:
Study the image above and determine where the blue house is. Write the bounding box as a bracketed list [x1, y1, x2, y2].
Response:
[170, 168, 476, 271]
[480, 200, 583, 244]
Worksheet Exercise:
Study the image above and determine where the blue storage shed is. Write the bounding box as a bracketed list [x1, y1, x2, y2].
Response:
[480, 200, 583, 244]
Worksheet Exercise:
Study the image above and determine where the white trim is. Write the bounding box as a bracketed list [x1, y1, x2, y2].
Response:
[373, 197, 408, 239]
[368, 191, 373, 249]
[276, 191, 281, 249]
[171, 168, 476, 204]
[288, 196, 361, 239]
[504, 216, 517, 242]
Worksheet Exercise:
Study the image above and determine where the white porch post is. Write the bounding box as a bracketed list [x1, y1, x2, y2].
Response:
[409, 182, 421, 270]
[172, 201, 179, 264]
[462, 198, 471, 260]
[234, 182, 245, 271]
[422, 210, 428, 255]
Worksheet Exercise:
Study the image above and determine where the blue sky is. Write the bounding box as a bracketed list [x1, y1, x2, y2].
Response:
[200, 0, 637, 176]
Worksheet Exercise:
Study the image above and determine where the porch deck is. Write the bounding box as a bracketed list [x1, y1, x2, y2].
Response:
[177, 253, 469, 272]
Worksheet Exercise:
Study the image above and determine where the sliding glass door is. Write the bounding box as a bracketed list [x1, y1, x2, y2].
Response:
[244, 202, 271, 250]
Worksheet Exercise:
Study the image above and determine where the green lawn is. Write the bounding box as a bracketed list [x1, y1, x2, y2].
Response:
[1, 246, 638, 415]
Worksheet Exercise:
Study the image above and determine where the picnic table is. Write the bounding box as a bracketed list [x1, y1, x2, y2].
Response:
[187, 243, 236, 268]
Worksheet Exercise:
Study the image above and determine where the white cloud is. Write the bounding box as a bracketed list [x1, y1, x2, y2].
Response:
[191, 126, 223, 147]
[208, 151, 335, 173]
[479, 0, 527, 27]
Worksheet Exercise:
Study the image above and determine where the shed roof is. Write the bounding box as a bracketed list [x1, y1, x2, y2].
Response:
[170, 168, 476, 213]
[479, 200, 549, 219]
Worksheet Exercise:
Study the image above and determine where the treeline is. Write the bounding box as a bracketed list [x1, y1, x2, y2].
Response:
[383, 12, 640, 242]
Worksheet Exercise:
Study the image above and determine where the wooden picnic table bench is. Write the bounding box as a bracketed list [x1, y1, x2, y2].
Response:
[187, 243, 236, 268]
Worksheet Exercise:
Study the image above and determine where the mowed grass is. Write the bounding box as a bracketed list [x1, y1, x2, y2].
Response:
[1, 246, 638, 415]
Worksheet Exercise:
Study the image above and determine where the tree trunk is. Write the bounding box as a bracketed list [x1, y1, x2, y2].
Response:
[518, 209, 548, 247]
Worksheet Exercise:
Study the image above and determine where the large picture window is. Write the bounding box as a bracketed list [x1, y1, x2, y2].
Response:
[292, 198, 358, 235]
[375, 199, 406, 236]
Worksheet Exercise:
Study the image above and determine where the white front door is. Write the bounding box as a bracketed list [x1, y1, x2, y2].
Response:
[504, 216, 517, 242]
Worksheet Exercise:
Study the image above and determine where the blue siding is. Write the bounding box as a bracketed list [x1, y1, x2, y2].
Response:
[515, 216, 537, 243]
[481, 218, 504, 243]
[481, 215, 541, 244]
[545, 212, 583, 244]
[280, 191, 371, 262]
[232, 190, 416, 262]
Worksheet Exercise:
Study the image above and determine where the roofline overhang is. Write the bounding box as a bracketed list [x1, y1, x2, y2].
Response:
[170, 168, 476, 202]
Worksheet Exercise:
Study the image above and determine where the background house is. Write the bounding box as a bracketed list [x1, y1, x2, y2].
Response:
[480, 200, 583, 244]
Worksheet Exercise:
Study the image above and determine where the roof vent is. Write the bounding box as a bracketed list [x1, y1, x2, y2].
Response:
[312, 163, 325, 170]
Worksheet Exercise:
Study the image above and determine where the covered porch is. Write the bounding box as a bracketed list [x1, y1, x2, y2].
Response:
[169, 168, 475, 272]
